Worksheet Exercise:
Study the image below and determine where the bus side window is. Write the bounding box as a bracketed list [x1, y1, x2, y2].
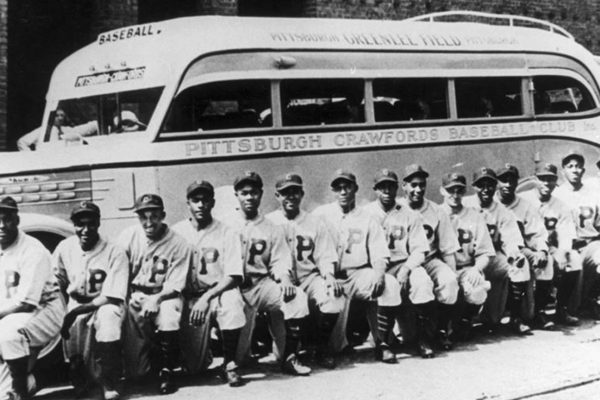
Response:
[163, 80, 271, 132]
[281, 79, 365, 126]
[533, 76, 595, 115]
[372, 78, 447, 122]
[455, 77, 522, 118]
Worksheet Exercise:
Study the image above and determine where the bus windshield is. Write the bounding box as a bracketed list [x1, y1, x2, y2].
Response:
[44, 87, 163, 142]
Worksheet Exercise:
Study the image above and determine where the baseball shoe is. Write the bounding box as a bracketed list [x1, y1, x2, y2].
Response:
[510, 318, 532, 336]
[282, 354, 311, 376]
[533, 312, 555, 330]
[437, 329, 453, 351]
[376, 343, 397, 364]
[314, 351, 337, 369]
[222, 361, 244, 387]
[556, 307, 579, 326]
[158, 368, 176, 395]
[417, 339, 435, 359]
[103, 388, 121, 400]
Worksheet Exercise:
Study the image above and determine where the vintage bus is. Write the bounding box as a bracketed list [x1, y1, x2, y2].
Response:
[2, 11, 600, 248]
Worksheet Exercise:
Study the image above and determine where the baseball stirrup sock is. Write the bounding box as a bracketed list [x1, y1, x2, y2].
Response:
[284, 318, 305, 357]
[317, 313, 339, 348]
[157, 331, 180, 371]
[534, 281, 552, 313]
[376, 306, 396, 344]
[557, 271, 580, 306]
[221, 329, 241, 365]
[97, 341, 122, 389]
[6, 356, 29, 396]
[509, 282, 528, 317]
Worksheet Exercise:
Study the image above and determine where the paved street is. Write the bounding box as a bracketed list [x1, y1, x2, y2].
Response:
[35, 319, 600, 400]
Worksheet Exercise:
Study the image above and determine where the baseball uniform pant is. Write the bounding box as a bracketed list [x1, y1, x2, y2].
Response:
[181, 289, 246, 374]
[457, 266, 489, 306]
[299, 272, 345, 314]
[123, 294, 183, 379]
[523, 248, 553, 320]
[236, 276, 309, 364]
[0, 295, 65, 361]
[64, 302, 125, 359]
[388, 263, 434, 305]
[481, 253, 510, 325]
[580, 241, 600, 308]
[329, 268, 401, 353]
[424, 258, 460, 305]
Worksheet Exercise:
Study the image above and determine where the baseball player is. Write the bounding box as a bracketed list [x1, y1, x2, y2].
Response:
[54, 201, 129, 400]
[554, 151, 600, 319]
[520, 163, 581, 325]
[172, 180, 246, 386]
[439, 172, 494, 340]
[313, 170, 401, 363]
[225, 172, 311, 376]
[266, 173, 344, 369]
[463, 167, 531, 335]
[496, 164, 552, 330]
[401, 165, 460, 351]
[360, 168, 432, 358]
[117, 194, 193, 395]
[0, 197, 65, 400]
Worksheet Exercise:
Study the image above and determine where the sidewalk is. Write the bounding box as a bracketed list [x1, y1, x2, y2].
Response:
[36, 320, 600, 400]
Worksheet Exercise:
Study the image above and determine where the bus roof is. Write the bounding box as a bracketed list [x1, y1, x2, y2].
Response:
[46, 15, 593, 101]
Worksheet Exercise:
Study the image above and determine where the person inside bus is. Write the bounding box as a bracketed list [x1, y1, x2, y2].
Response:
[111, 110, 146, 133]
[17, 108, 69, 151]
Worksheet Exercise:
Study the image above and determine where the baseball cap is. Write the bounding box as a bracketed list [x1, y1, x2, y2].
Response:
[535, 163, 558, 178]
[70, 201, 100, 221]
[0, 197, 18, 212]
[496, 163, 520, 180]
[403, 164, 429, 182]
[234, 171, 263, 191]
[561, 150, 584, 167]
[330, 169, 357, 188]
[114, 110, 146, 129]
[275, 173, 303, 192]
[472, 167, 497, 186]
[134, 194, 164, 213]
[186, 180, 214, 198]
[442, 172, 467, 189]
[373, 169, 398, 187]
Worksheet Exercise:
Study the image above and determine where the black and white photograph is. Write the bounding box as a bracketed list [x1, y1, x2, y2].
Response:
[0, 1, 600, 399]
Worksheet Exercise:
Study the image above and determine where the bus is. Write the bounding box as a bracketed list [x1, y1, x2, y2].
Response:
[2, 10, 600, 248]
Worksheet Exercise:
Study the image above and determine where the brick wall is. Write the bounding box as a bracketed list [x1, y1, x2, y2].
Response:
[0, 0, 6, 150]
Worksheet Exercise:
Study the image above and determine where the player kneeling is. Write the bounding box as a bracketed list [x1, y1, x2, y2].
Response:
[172, 180, 246, 386]
[55, 201, 129, 400]
[439, 173, 494, 340]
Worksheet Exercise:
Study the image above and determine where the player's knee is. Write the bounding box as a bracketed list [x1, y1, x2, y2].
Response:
[156, 298, 183, 331]
[318, 294, 345, 314]
[436, 273, 459, 305]
[281, 289, 309, 320]
[462, 283, 488, 305]
[95, 304, 123, 342]
[217, 291, 246, 330]
[378, 274, 402, 307]
[409, 267, 435, 304]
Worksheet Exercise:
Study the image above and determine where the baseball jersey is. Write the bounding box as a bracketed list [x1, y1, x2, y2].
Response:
[223, 211, 292, 283]
[313, 202, 390, 270]
[117, 225, 192, 293]
[0, 230, 59, 307]
[172, 218, 244, 294]
[361, 201, 429, 264]
[440, 204, 495, 268]
[520, 190, 577, 251]
[463, 196, 523, 259]
[554, 183, 600, 240]
[54, 236, 129, 302]
[501, 195, 549, 253]
[403, 198, 460, 261]
[266, 209, 338, 282]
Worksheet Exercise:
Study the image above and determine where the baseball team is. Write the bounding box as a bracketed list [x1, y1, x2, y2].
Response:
[0, 149, 599, 400]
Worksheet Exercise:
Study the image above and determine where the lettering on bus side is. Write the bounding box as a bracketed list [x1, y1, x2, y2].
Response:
[98, 24, 161, 45]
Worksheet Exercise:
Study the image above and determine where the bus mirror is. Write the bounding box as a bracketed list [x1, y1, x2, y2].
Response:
[274, 56, 296, 69]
